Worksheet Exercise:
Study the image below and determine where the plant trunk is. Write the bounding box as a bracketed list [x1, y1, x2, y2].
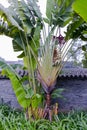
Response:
[46, 93, 51, 108]
[43, 93, 52, 121]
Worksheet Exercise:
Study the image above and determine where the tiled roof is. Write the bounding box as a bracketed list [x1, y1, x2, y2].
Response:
[59, 68, 87, 78]
[1, 61, 86, 78]
[0, 69, 28, 79]
[0, 68, 87, 79]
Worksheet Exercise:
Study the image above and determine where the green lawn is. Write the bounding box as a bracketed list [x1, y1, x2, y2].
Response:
[0, 105, 87, 130]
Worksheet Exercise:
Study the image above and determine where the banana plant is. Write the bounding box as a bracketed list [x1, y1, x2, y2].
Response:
[0, 0, 43, 120]
[0, 58, 42, 120]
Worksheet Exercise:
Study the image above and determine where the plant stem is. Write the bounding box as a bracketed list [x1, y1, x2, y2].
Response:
[46, 93, 51, 108]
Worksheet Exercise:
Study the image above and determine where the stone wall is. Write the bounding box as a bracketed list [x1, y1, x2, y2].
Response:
[0, 77, 87, 112]
[0, 79, 21, 108]
[54, 77, 87, 112]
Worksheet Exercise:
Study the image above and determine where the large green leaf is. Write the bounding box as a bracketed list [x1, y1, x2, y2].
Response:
[46, 0, 54, 20]
[0, 4, 23, 31]
[0, 6, 19, 37]
[72, 0, 87, 22]
[65, 16, 83, 40]
[51, 88, 64, 99]
[0, 58, 30, 108]
[26, 0, 42, 19]
[31, 94, 42, 108]
[12, 38, 23, 52]
[46, 0, 74, 27]
[5, 69, 30, 108]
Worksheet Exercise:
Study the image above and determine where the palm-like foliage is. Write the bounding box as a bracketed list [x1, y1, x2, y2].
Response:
[35, 27, 73, 120]
[37, 34, 72, 93]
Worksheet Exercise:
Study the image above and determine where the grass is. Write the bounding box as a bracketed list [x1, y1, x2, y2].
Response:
[0, 104, 87, 130]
